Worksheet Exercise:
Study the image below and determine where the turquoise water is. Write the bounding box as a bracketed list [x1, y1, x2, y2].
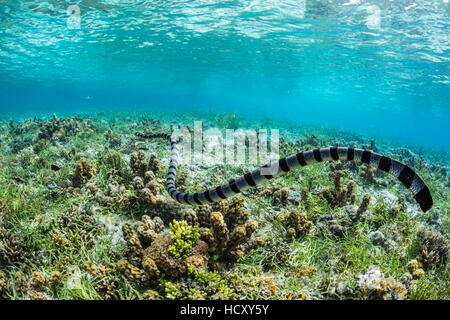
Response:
[0, 0, 449, 150]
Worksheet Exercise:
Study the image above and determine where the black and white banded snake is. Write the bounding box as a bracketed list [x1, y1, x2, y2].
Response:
[135, 132, 433, 213]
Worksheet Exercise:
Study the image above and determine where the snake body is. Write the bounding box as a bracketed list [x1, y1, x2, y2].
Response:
[135, 132, 433, 213]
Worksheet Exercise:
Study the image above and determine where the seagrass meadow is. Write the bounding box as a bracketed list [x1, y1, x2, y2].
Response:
[0, 0, 449, 302]
[0, 111, 448, 300]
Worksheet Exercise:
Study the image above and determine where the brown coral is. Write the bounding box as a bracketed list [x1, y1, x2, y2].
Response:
[116, 259, 148, 284]
[143, 234, 208, 278]
[135, 215, 164, 247]
[196, 204, 213, 228]
[0, 223, 24, 265]
[280, 187, 289, 206]
[257, 183, 296, 206]
[416, 227, 449, 270]
[282, 209, 314, 238]
[360, 163, 377, 183]
[142, 289, 159, 300]
[130, 150, 161, 178]
[37, 115, 97, 142]
[357, 266, 407, 300]
[202, 197, 264, 264]
[49, 271, 62, 288]
[321, 170, 356, 207]
[122, 222, 144, 264]
[130, 152, 184, 221]
[356, 194, 371, 221]
[95, 277, 119, 300]
[291, 266, 317, 278]
[70, 158, 97, 188]
[0, 271, 8, 299]
[29, 271, 46, 290]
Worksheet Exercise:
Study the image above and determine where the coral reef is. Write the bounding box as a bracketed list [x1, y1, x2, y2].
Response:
[0, 223, 24, 265]
[70, 158, 97, 188]
[120, 216, 208, 279]
[168, 220, 200, 259]
[356, 266, 407, 300]
[355, 194, 371, 221]
[415, 227, 449, 270]
[129, 150, 187, 222]
[0, 271, 8, 299]
[143, 233, 209, 278]
[0, 112, 448, 300]
[257, 183, 301, 207]
[135, 215, 164, 247]
[130, 150, 161, 178]
[290, 266, 317, 278]
[407, 259, 425, 280]
[321, 170, 356, 207]
[37, 114, 97, 142]
[360, 163, 377, 183]
[197, 197, 264, 264]
[281, 209, 314, 238]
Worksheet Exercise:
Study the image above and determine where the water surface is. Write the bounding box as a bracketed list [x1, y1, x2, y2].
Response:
[0, 0, 449, 150]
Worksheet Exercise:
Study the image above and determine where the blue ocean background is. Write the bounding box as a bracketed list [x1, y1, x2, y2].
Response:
[0, 0, 449, 150]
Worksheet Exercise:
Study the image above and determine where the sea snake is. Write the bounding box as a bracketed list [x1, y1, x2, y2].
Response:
[135, 132, 433, 213]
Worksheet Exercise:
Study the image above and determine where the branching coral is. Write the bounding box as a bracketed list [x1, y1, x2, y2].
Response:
[49, 271, 62, 289]
[143, 233, 209, 278]
[357, 266, 407, 300]
[0, 223, 24, 265]
[321, 170, 356, 207]
[142, 289, 159, 300]
[60, 146, 77, 161]
[174, 166, 190, 193]
[130, 150, 161, 178]
[281, 209, 314, 238]
[300, 187, 310, 209]
[135, 215, 164, 247]
[257, 183, 300, 207]
[228, 268, 281, 299]
[116, 259, 149, 284]
[134, 171, 164, 207]
[70, 158, 97, 188]
[29, 271, 48, 300]
[55, 206, 100, 250]
[355, 194, 371, 221]
[160, 264, 236, 300]
[416, 227, 449, 270]
[196, 205, 213, 228]
[168, 220, 200, 259]
[186, 264, 236, 299]
[129, 151, 185, 221]
[94, 181, 132, 208]
[95, 277, 119, 300]
[0, 271, 8, 299]
[290, 266, 317, 278]
[116, 224, 162, 285]
[407, 259, 425, 280]
[120, 215, 207, 279]
[13, 271, 27, 297]
[37, 114, 97, 142]
[122, 222, 144, 264]
[199, 197, 264, 264]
